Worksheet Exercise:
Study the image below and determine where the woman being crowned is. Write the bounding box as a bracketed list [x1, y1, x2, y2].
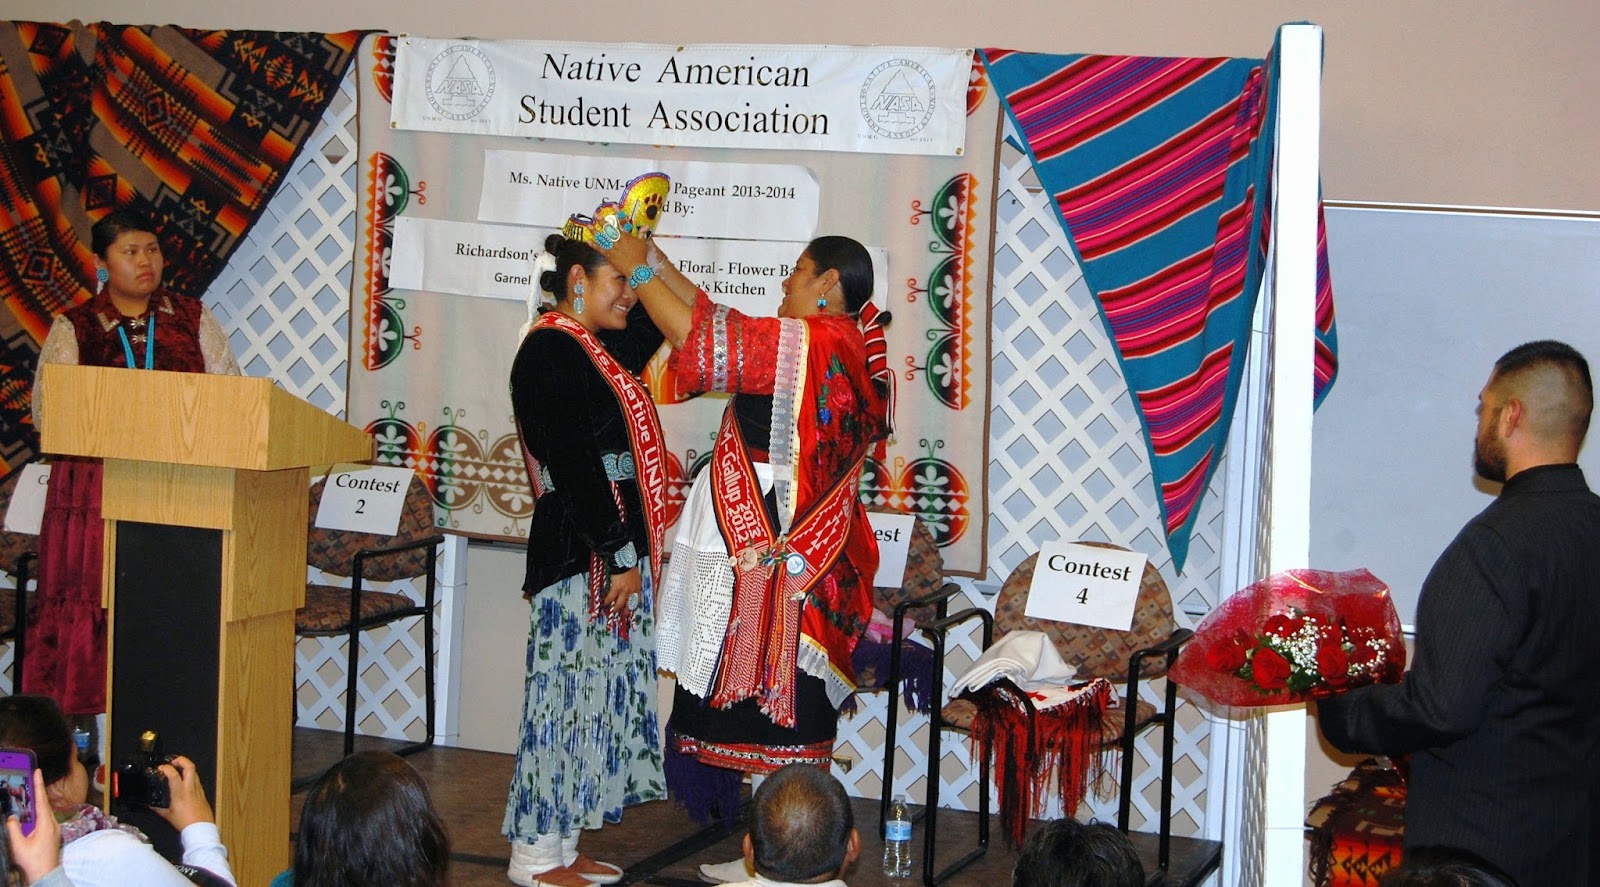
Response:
[590, 213, 891, 879]
[504, 226, 670, 887]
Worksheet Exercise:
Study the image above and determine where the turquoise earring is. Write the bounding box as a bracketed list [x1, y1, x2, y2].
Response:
[573, 280, 586, 315]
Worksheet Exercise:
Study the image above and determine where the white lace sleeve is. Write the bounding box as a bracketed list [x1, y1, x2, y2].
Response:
[32, 314, 81, 430]
[198, 305, 241, 375]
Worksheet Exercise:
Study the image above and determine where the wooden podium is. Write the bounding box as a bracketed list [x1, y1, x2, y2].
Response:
[39, 364, 372, 886]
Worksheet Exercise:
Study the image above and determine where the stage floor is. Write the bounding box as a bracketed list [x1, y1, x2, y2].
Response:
[290, 728, 1220, 887]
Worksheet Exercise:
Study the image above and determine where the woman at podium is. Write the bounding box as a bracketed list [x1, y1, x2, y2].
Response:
[26, 208, 240, 720]
[503, 232, 669, 887]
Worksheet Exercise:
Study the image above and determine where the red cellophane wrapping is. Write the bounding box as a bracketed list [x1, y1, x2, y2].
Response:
[1169, 568, 1405, 707]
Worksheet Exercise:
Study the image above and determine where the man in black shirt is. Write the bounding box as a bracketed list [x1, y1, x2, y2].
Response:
[1319, 340, 1600, 886]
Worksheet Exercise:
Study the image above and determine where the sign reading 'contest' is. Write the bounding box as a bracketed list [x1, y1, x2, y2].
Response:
[390, 38, 971, 156]
[1024, 542, 1149, 632]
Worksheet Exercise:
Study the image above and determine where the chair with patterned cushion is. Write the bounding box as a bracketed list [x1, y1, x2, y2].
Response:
[0, 469, 39, 693]
[853, 510, 944, 692]
[885, 543, 1213, 886]
[294, 471, 445, 758]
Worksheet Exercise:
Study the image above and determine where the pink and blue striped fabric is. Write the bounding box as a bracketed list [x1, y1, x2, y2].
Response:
[982, 38, 1338, 572]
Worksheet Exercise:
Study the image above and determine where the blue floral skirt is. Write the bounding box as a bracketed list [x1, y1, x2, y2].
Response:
[502, 566, 664, 839]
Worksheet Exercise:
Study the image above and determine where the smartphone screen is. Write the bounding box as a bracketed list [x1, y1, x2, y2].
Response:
[0, 747, 38, 837]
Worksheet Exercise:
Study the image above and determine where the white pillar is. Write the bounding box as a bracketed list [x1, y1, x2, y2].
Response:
[1261, 21, 1323, 887]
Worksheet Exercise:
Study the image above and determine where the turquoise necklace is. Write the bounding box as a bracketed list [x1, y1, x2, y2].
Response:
[116, 313, 156, 369]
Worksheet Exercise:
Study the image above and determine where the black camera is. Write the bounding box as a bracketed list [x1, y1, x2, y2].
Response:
[115, 730, 176, 808]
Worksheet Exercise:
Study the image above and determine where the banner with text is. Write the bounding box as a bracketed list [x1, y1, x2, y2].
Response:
[390, 219, 886, 311]
[478, 151, 820, 240]
[391, 38, 971, 156]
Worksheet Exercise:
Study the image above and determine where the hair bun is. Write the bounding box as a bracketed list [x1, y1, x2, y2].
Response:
[543, 233, 566, 254]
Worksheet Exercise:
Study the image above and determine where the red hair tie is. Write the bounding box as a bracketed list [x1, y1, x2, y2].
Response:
[857, 302, 895, 457]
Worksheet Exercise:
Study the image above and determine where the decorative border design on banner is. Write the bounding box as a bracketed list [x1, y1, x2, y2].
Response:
[350, 34, 995, 575]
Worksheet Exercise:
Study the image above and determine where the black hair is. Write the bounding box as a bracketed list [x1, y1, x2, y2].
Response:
[294, 750, 450, 887]
[1492, 339, 1593, 439]
[1376, 846, 1517, 887]
[0, 695, 75, 787]
[1012, 818, 1144, 887]
[90, 208, 160, 258]
[805, 236, 875, 316]
[748, 764, 854, 882]
[539, 232, 607, 305]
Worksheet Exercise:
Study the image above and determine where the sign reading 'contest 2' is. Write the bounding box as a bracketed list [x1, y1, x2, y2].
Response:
[390, 38, 972, 156]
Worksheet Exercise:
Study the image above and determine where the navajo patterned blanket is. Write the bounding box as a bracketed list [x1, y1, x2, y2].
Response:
[0, 20, 361, 475]
[983, 31, 1338, 572]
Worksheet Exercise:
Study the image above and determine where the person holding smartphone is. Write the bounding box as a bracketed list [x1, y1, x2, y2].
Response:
[0, 696, 234, 887]
[5, 768, 74, 886]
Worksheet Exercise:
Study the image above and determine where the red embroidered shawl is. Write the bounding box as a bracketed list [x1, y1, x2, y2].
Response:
[670, 292, 889, 699]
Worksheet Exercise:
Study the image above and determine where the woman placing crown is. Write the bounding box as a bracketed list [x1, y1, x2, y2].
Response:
[592, 220, 891, 882]
[503, 231, 675, 887]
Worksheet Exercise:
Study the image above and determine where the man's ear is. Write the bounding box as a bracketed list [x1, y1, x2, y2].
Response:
[743, 833, 756, 866]
[1499, 397, 1524, 438]
[843, 827, 861, 871]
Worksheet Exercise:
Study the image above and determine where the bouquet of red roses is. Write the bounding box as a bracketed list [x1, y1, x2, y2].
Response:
[1169, 568, 1405, 706]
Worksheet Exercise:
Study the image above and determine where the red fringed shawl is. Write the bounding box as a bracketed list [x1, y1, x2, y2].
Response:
[964, 677, 1115, 847]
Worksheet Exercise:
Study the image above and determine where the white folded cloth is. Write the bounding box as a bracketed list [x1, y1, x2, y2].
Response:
[949, 630, 1078, 695]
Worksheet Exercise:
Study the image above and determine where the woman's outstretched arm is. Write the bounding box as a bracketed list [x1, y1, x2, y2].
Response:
[597, 232, 697, 347]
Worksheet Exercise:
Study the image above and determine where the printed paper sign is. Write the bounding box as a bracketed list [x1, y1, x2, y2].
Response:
[1, 463, 50, 535]
[479, 151, 819, 242]
[867, 512, 917, 589]
[391, 38, 971, 157]
[314, 465, 415, 535]
[389, 220, 888, 313]
[1024, 541, 1148, 631]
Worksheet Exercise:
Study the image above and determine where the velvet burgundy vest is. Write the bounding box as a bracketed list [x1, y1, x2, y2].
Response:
[64, 289, 207, 372]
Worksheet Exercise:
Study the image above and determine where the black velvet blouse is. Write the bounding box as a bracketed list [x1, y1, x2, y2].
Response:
[510, 305, 664, 594]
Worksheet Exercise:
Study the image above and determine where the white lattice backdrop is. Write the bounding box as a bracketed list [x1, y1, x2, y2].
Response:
[199, 67, 460, 744]
[829, 130, 1224, 845]
[0, 576, 19, 694]
[183, 71, 1228, 836]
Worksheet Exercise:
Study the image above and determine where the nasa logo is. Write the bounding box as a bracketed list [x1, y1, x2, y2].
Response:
[425, 44, 496, 121]
[858, 58, 936, 140]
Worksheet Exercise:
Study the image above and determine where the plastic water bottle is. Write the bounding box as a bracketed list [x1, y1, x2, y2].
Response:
[883, 793, 912, 879]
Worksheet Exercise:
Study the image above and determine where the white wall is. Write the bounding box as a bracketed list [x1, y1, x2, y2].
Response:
[7, 1, 1600, 210]
[452, 544, 531, 750]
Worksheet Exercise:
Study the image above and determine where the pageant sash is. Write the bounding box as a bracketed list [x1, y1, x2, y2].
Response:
[708, 406, 865, 727]
[527, 313, 669, 609]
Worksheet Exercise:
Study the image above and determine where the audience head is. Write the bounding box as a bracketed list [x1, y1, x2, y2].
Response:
[1376, 846, 1517, 887]
[294, 750, 449, 887]
[1476, 340, 1592, 480]
[0, 695, 88, 807]
[1012, 817, 1144, 887]
[744, 764, 859, 883]
[804, 236, 874, 316]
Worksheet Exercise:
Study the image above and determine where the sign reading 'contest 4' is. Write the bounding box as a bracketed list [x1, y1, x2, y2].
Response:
[390, 38, 972, 157]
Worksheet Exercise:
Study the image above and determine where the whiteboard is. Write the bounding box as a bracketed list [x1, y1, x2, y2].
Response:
[1310, 206, 1600, 627]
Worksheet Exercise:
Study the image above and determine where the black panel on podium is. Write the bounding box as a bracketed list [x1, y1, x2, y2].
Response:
[109, 521, 221, 859]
